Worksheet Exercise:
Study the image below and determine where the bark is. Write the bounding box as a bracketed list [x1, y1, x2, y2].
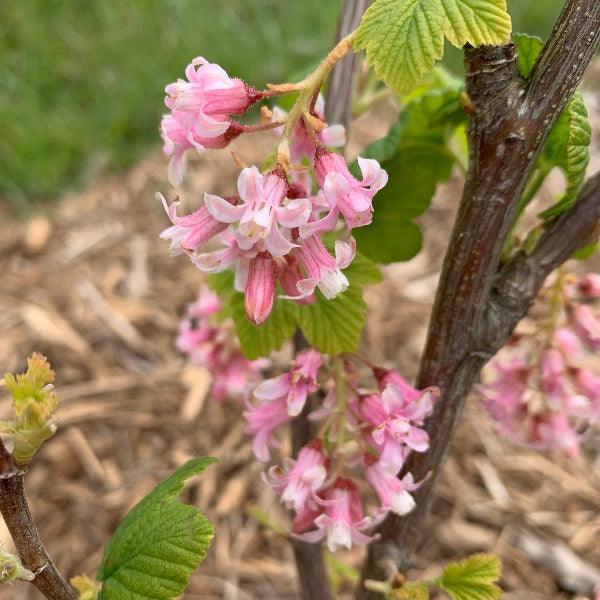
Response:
[357, 1, 600, 596]
[0, 441, 77, 600]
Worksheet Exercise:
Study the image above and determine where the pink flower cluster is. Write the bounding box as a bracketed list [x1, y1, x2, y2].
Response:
[481, 273, 600, 456]
[159, 57, 388, 326]
[176, 288, 265, 401]
[245, 354, 437, 551]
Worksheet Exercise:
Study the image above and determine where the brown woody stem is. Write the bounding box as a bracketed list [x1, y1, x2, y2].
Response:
[357, 1, 600, 596]
[0, 440, 77, 600]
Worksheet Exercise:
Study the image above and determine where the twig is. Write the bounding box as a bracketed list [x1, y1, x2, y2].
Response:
[0, 440, 78, 600]
[357, 1, 600, 596]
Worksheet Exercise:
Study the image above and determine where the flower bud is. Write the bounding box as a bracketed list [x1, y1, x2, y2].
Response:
[245, 253, 276, 325]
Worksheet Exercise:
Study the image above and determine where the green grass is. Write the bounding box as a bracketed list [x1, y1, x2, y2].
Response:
[0, 0, 565, 211]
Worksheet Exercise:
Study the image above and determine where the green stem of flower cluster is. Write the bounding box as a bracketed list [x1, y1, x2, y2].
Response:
[273, 31, 357, 166]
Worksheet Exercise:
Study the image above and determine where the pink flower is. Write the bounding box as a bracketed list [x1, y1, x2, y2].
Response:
[532, 413, 580, 458]
[575, 368, 600, 423]
[373, 368, 423, 403]
[157, 192, 231, 254]
[578, 273, 600, 299]
[365, 457, 420, 516]
[360, 384, 436, 475]
[313, 150, 388, 230]
[286, 235, 355, 300]
[165, 57, 258, 122]
[176, 289, 264, 402]
[264, 440, 327, 513]
[296, 478, 379, 551]
[253, 348, 324, 417]
[244, 395, 290, 462]
[205, 166, 311, 257]
[192, 231, 252, 292]
[160, 111, 242, 185]
[271, 95, 346, 163]
[277, 255, 316, 305]
[245, 253, 277, 325]
[570, 303, 600, 350]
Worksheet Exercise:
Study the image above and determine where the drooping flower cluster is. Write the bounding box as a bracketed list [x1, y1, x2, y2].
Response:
[159, 57, 388, 326]
[480, 273, 600, 456]
[245, 354, 438, 551]
[176, 288, 265, 402]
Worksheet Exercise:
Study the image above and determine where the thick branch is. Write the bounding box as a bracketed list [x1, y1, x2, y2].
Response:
[357, 1, 600, 596]
[0, 441, 77, 600]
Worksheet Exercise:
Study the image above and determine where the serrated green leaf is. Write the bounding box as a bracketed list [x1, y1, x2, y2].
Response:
[230, 292, 299, 360]
[572, 242, 598, 261]
[439, 553, 502, 600]
[209, 252, 379, 358]
[513, 33, 542, 78]
[355, 0, 446, 96]
[539, 90, 591, 219]
[98, 458, 215, 600]
[355, 0, 510, 95]
[441, 0, 511, 48]
[513, 34, 592, 221]
[392, 583, 430, 600]
[353, 89, 460, 264]
[297, 285, 367, 355]
[295, 250, 379, 354]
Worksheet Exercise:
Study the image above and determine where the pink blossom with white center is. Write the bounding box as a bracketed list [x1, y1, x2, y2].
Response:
[295, 478, 380, 551]
[204, 166, 311, 257]
[176, 289, 264, 402]
[365, 457, 420, 516]
[360, 384, 436, 475]
[245, 253, 277, 325]
[160, 111, 242, 186]
[253, 348, 324, 417]
[157, 192, 231, 254]
[277, 255, 316, 305]
[271, 95, 346, 163]
[264, 440, 327, 513]
[285, 235, 355, 300]
[165, 57, 258, 123]
[308, 150, 388, 232]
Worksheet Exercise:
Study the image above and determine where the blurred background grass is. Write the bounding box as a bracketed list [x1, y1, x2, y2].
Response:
[0, 0, 565, 212]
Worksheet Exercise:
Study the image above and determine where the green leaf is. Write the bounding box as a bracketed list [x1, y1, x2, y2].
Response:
[98, 458, 215, 600]
[539, 90, 591, 219]
[354, 0, 446, 96]
[209, 252, 379, 358]
[355, 0, 511, 95]
[209, 271, 298, 360]
[353, 89, 461, 263]
[513, 33, 543, 78]
[297, 285, 368, 355]
[296, 252, 380, 354]
[513, 34, 592, 221]
[441, 0, 511, 48]
[230, 292, 299, 360]
[438, 553, 502, 600]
